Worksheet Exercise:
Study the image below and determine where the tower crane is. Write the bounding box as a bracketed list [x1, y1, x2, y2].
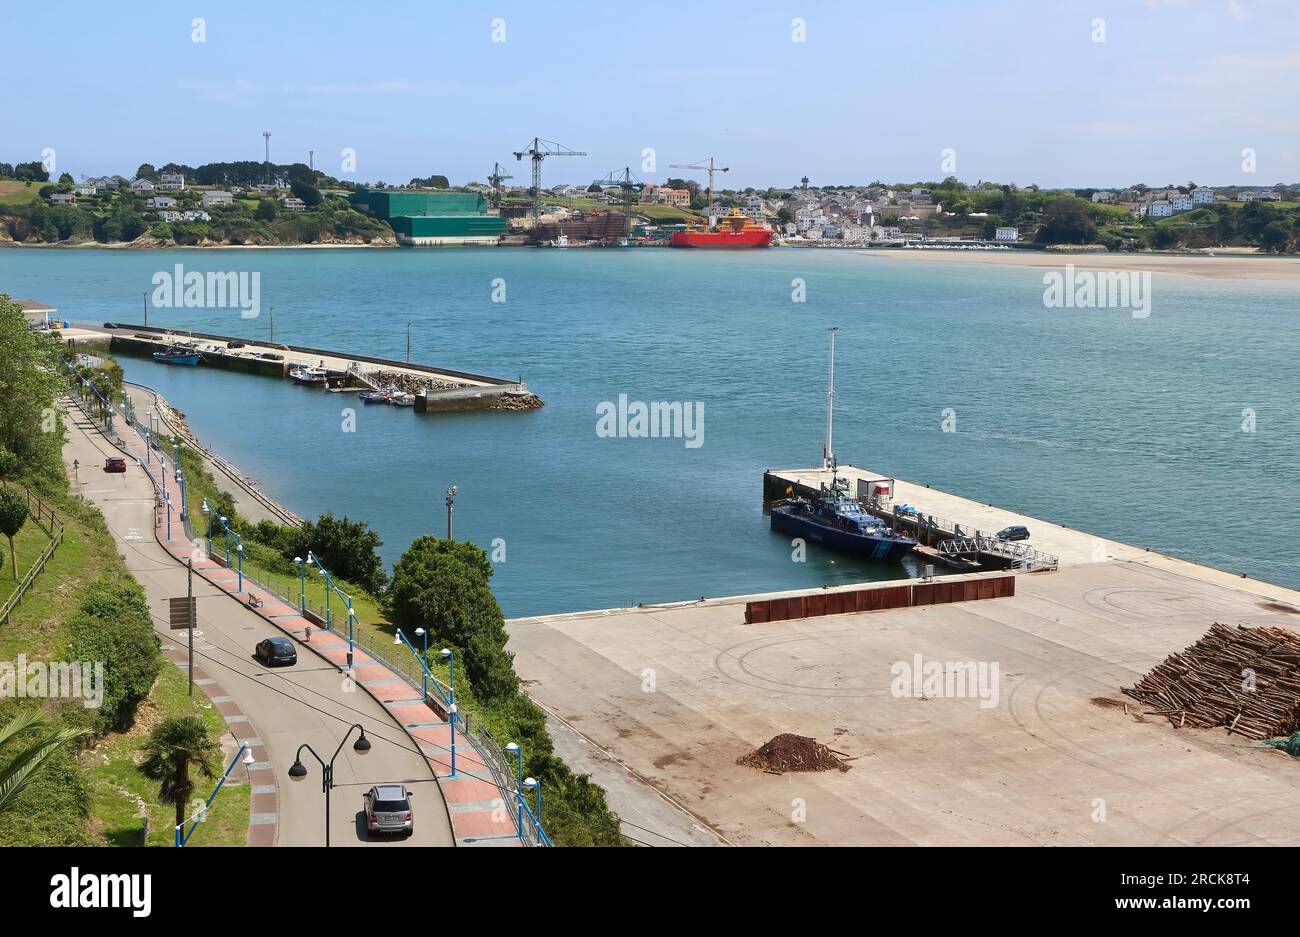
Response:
[513, 137, 586, 223]
[593, 167, 644, 230]
[487, 161, 514, 209]
[668, 157, 729, 226]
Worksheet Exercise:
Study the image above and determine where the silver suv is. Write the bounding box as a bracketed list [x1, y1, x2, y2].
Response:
[364, 784, 413, 837]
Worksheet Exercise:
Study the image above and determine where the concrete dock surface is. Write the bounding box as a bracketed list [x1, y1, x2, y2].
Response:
[508, 467, 1300, 846]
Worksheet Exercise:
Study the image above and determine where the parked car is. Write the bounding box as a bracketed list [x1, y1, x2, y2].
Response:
[103, 456, 127, 473]
[996, 525, 1031, 542]
[254, 636, 298, 667]
[364, 784, 414, 837]
[227, 340, 246, 349]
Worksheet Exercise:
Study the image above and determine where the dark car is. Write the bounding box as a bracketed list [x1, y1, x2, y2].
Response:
[996, 525, 1031, 542]
[364, 784, 414, 837]
[104, 456, 127, 473]
[227, 340, 246, 349]
[254, 636, 297, 666]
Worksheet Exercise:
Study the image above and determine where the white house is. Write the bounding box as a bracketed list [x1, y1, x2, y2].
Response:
[73, 183, 97, 196]
[130, 178, 155, 193]
[159, 173, 185, 191]
[280, 196, 306, 212]
[1171, 194, 1194, 212]
[1149, 201, 1173, 217]
[1192, 187, 1215, 206]
[157, 210, 182, 223]
[875, 225, 903, 240]
[147, 196, 177, 209]
[1240, 189, 1282, 202]
[201, 191, 233, 208]
[48, 192, 76, 206]
[1091, 191, 1115, 203]
[994, 226, 1019, 242]
[183, 210, 211, 222]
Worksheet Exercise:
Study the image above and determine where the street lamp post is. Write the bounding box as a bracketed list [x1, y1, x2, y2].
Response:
[441, 648, 454, 705]
[287, 724, 372, 847]
[202, 500, 213, 555]
[523, 777, 539, 843]
[164, 491, 172, 541]
[294, 556, 307, 613]
[235, 539, 244, 593]
[220, 516, 230, 567]
[446, 703, 458, 778]
[415, 628, 428, 701]
[445, 485, 459, 540]
[505, 741, 524, 839]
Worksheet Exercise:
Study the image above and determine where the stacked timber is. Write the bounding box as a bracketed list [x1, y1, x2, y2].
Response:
[1123, 622, 1300, 740]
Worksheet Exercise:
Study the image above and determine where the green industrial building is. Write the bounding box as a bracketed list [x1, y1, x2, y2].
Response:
[349, 189, 506, 246]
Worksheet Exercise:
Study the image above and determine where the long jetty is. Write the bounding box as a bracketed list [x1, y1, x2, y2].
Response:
[60, 321, 542, 413]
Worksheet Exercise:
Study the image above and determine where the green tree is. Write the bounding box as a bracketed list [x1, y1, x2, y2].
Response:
[0, 446, 16, 486]
[1260, 219, 1294, 253]
[0, 487, 28, 579]
[0, 712, 88, 816]
[139, 716, 220, 829]
[389, 537, 517, 700]
[1036, 197, 1097, 245]
[255, 198, 277, 221]
[0, 296, 63, 479]
[306, 513, 387, 593]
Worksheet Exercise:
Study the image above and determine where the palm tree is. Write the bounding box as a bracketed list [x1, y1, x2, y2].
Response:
[0, 711, 88, 815]
[139, 716, 220, 830]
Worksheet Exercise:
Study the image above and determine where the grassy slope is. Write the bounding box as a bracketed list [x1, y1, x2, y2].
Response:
[0, 426, 249, 846]
[0, 179, 50, 205]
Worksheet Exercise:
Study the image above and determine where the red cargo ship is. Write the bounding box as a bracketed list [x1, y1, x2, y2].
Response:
[670, 209, 773, 248]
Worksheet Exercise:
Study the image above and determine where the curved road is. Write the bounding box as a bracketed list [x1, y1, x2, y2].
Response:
[63, 399, 453, 847]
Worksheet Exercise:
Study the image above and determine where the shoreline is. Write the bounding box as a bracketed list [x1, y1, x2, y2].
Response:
[852, 247, 1300, 281]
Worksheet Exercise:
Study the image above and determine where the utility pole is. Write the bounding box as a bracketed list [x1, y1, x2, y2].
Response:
[187, 559, 194, 697]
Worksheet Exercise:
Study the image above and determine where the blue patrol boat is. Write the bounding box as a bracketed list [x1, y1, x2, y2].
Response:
[768, 325, 917, 563]
[770, 469, 917, 563]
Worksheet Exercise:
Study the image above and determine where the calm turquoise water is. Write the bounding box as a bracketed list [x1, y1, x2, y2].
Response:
[6, 247, 1298, 615]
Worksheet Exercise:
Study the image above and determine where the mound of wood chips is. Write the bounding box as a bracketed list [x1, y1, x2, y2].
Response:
[737, 733, 850, 774]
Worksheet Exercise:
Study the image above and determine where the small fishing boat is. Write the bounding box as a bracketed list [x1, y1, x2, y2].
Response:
[152, 344, 200, 366]
[359, 389, 391, 404]
[288, 366, 328, 386]
[388, 391, 415, 407]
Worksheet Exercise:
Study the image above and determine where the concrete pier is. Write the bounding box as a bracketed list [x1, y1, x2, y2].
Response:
[507, 466, 1300, 847]
[59, 321, 543, 412]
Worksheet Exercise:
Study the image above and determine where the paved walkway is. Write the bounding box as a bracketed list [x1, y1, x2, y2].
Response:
[78, 381, 523, 847]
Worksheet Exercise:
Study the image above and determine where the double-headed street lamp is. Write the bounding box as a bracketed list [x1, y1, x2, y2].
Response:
[293, 554, 313, 613]
[287, 724, 371, 847]
[445, 485, 459, 539]
[441, 647, 454, 705]
[415, 628, 429, 700]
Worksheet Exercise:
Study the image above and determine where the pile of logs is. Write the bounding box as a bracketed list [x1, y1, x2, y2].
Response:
[1123, 623, 1300, 740]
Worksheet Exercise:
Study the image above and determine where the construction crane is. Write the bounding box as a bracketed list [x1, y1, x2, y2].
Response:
[513, 137, 586, 223]
[487, 161, 514, 209]
[593, 167, 644, 225]
[669, 157, 729, 226]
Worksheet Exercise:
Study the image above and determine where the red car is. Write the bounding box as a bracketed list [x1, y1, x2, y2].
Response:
[104, 456, 127, 473]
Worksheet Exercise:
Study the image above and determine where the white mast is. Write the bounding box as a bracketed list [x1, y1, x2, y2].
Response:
[824, 326, 838, 472]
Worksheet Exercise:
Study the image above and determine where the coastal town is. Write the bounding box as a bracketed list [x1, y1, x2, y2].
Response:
[3, 154, 1298, 252]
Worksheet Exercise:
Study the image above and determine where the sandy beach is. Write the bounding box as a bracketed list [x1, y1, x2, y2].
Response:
[855, 247, 1300, 281]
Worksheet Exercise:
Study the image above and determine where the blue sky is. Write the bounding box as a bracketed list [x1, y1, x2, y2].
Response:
[6, 0, 1298, 188]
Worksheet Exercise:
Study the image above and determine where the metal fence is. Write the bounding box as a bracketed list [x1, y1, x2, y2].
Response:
[0, 487, 66, 626]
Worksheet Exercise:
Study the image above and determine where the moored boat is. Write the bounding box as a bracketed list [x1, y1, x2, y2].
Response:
[388, 391, 415, 407]
[359, 389, 392, 404]
[152, 344, 200, 366]
[288, 366, 328, 386]
[670, 209, 772, 249]
[768, 326, 916, 563]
